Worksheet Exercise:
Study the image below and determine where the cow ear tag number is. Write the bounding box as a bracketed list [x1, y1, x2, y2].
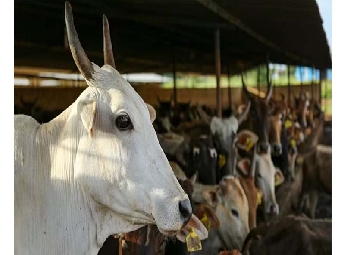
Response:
[186, 228, 202, 252]
[200, 213, 211, 232]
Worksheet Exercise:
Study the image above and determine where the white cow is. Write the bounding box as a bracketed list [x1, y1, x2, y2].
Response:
[14, 3, 207, 255]
[196, 102, 251, 177]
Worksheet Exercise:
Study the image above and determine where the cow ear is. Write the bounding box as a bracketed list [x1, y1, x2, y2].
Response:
[236, 130, 259, 151]
[275, 167, 285, 186]
[146, 103, 156, 123]
[237, 158, 251, 176]
[78, 100, 96, 138]
[202, 189, 220, 208]
[202, 204, 220, 229]
[190, 172, 198, 185]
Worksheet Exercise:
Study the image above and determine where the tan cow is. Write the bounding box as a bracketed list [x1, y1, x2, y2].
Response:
[192, 176, 250, 253]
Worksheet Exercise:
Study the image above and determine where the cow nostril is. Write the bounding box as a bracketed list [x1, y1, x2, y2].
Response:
[178, 199, 192, 224]
[273, 144, 282, 155]
[258, 143, 269, 153]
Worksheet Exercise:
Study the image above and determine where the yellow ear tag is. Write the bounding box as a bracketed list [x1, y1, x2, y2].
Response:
[218, 154, 226, 169]
[297, 156, 304, 165]
[294, 130, 300, 140]
[200, 213, 211, 232]
[290, 139, 296, 148]
[275, 174, 283, 186]
[285, 120, 292, 129]
[257, 192, 262, 205]
[186, 228, 202, 252]
[245, 138, 254, 151]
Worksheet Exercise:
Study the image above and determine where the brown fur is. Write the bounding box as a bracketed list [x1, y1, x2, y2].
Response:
[238, 175, 258, 230]
[242, 215, 331, 255]
[297, 114, 332, 218]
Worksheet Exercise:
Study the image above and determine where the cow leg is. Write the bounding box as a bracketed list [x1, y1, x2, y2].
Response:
[305, 190, 319, 218]
[296, 193, 308, 216]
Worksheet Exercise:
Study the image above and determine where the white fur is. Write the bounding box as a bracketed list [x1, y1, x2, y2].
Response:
[14, 64, 189, 255]
[210, 116, 239, 174]
[255, 153, 279, 214]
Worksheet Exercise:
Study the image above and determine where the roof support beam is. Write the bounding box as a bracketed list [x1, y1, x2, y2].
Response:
[195, 0, 311, 65]
[215, 28, 222, 118]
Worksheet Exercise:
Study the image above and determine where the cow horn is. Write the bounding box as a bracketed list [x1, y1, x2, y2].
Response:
[65, 1, 94, 80]
[264, 79, 272, 102]
[103, 14, 116, 68]
[241, 223, 271, 254]
[237, 101, 251, 126]
[196, 104, 212, 124]
[241, 72, 252, 100]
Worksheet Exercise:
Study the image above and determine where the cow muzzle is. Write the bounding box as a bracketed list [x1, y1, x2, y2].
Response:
[271, 143, 282, 155]
[266, 203, 279, 215]
[257, 142, 270, 154]
[179, 199, 192, 226]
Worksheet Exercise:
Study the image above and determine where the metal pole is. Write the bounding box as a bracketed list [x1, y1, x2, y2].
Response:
[311, 67, 314, 100]
[227, 65, 232, 109]
[215, 28, 222, 118]
[299, 66, 303, 93]
[257, 65, 261, 93]
[287, 65, 291, 107]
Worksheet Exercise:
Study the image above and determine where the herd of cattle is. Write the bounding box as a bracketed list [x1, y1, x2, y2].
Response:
[14, 2, 332, 255]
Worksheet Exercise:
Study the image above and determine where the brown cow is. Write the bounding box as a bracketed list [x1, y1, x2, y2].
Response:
[297, 113, 331, 219]
[239, 74, 272, 154]
[275, 158, 304, 220]
[241, 215, 331, 255]
[275, 112, 331, 220]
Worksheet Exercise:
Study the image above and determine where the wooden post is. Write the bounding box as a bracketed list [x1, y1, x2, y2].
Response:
[319, 69, 324, 106]
[215, 28, 222, 118]
[173, 45, 177, 109]
[266, 54, 270, 98]
[299, 66, 303, 93]
[227, 65, 232, 109]
[311, 67, 314, 100]
[287, 65, 291, 107]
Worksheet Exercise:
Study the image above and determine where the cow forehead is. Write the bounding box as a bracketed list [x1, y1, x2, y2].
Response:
[210, 116, 238, 135]
[83, 64, 148, 114]
[222, 176, 247, 203]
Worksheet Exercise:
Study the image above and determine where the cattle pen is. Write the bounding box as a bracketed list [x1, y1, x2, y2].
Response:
[14, 1, 332, 255]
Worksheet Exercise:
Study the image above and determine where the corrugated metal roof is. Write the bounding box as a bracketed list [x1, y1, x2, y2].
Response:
[14, 0, 331, 75]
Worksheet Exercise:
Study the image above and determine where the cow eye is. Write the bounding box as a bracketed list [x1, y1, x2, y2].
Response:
[116, 114, 133, 131]
[257, 173, 262, 178]
[231, 209, 239, 218]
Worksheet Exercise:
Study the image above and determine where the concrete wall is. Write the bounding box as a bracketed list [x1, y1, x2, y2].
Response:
[14, 84, 321, 112]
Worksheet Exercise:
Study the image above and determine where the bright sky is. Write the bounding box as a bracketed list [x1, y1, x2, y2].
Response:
[315, 0, 332, 50]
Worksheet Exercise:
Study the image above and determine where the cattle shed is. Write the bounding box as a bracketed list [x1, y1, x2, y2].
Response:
[14, 0, 331, 114]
